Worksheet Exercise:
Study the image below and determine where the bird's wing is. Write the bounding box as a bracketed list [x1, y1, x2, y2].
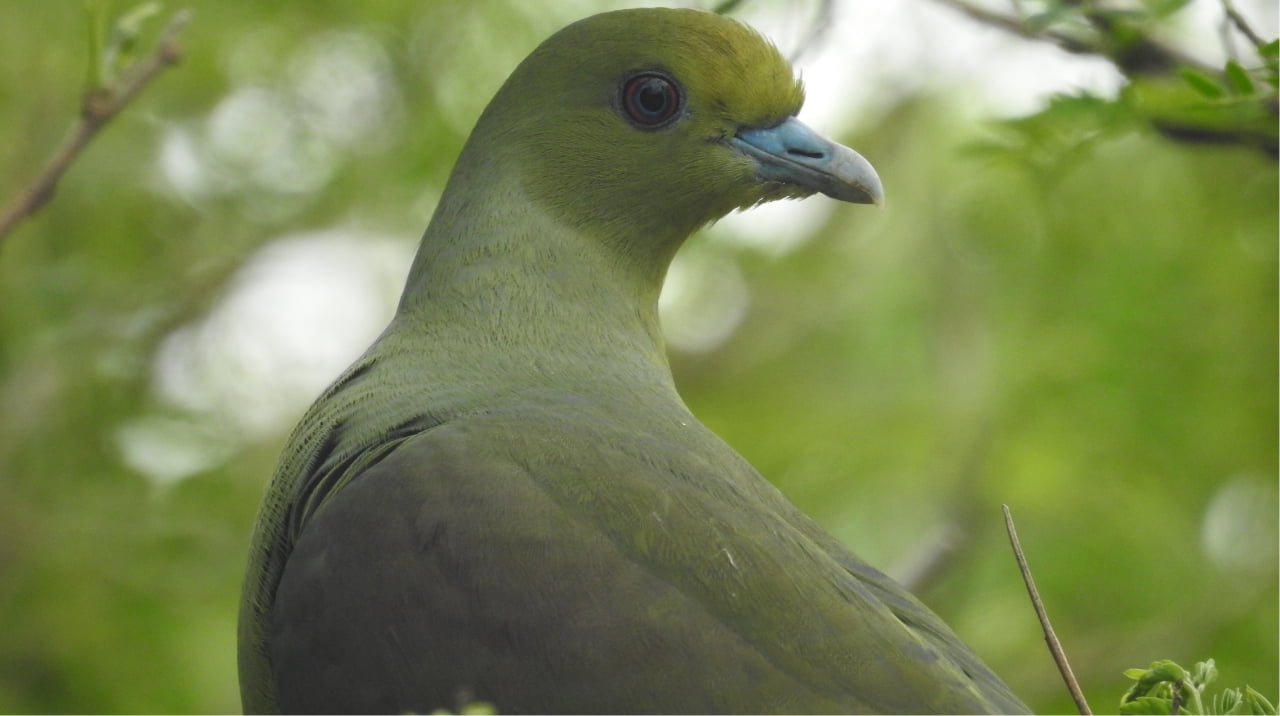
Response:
[265, 408, 1020, 714]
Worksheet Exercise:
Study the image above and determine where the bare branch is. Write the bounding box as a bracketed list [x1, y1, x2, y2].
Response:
[0, 9, 192, 246]
[1003, 504, 1092, 715]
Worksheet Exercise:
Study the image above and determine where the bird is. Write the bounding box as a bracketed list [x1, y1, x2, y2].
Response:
[237, 7, 1029, 714]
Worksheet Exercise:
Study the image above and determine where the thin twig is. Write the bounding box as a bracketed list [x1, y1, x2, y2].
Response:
[0, 9, 192, 245]
[1220, 0, 1267, 50]
[929, 0, 1097, 54]
[1002, 504, 1092, 715]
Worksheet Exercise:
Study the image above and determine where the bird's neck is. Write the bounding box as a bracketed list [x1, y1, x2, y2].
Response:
[389, 164, 683, 406]
[270, 175, 696, 541]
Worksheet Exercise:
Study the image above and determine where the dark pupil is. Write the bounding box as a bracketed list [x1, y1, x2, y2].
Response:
[623, 74, 679, 128]
[638, 82, 667, 114]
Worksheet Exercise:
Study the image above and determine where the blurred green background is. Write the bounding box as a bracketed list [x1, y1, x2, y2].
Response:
[0, 0, 1274, 713]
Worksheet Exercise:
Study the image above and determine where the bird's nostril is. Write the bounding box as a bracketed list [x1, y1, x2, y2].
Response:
[789, 148, 824, 159]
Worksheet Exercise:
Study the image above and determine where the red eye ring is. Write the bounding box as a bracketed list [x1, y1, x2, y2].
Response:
[621, 73, 682, 128]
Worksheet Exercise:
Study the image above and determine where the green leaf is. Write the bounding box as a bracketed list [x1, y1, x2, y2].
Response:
[1260, 39, 1279, 62]
[1225, 61, 1256, 95]
[1217, 686, 1278, 716]
[1192, 658, 1220, 689]
[1123, 660, 1195, 708]
[1180, 68, 1227, 98]
[1121, 695, 1174, 715]
[100, 1, 162, 85]
[1218, 688, 1244, 714]
[1242, 687, 1278, 716]
[1261, 41, 1279, 87]
[1152, 661, 1192, 683]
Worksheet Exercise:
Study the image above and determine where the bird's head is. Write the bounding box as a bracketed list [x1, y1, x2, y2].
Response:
[461, 7, 883, 266]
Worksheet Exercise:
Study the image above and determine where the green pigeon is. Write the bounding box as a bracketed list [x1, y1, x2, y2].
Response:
[238, 7, 1029, 714]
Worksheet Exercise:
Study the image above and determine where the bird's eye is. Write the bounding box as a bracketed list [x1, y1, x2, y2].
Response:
[621, 73, 682, 129]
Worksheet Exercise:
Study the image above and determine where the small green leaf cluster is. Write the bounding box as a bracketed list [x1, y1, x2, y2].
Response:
[970, 0, 1278, 161]
[1020, 0, 1193, 46]
[85, 1, 164, 92]
[1179, 38, 1279, 99]
[1128, 37, 1279, 154]
[1121, 660, 1277, 715]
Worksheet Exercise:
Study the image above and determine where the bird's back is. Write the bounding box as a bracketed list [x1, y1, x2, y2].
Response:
[255, 388, 1026, 713]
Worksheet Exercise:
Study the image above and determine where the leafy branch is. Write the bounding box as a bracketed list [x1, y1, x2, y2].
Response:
[930, 0, 1278, 157]
[0, 5, 192, 246]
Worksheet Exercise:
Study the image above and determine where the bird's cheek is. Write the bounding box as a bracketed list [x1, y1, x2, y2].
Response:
[704, 152, 777, 209]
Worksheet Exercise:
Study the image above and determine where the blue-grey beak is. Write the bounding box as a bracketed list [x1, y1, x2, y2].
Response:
[732, 117, 884, 206]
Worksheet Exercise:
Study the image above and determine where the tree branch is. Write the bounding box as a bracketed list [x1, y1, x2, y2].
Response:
[0, 9, 192, 246]
[931, 0, 1095, 54]
[926, 0, 1212, 74]
[1003, 504, 1092, 715]
[1220, 0, 1267, 50]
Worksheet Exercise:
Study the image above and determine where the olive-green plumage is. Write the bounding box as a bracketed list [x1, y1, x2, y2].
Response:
[238, 8, 1028, 714]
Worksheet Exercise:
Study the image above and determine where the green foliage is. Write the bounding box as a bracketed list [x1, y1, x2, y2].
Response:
[964, 92, 1135, 176]
[1124, 72, 1277, 154]
[978, 0, 1278, 158]
[1262, 39, 1280, 82]
[1122, 660, 1278, 715]
[1017, 0, 1192, 51]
